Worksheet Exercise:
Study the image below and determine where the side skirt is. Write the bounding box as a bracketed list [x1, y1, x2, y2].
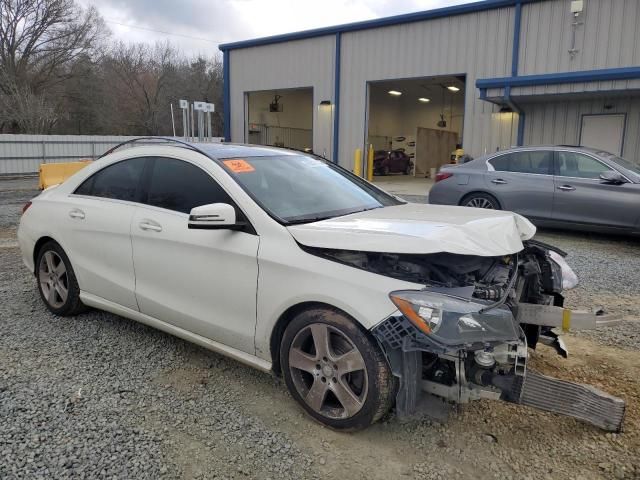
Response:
[80, 292, 273, 374]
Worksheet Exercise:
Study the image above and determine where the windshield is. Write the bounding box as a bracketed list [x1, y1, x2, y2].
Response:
[610, 155, 640, 175]
[220, 155, 403, 224]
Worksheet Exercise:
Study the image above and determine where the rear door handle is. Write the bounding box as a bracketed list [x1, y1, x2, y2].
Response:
[557, 185, 576, 191]
[139, 220, 162, 232]
[69, 208, 85, 219]
[491, 178, 508, 184]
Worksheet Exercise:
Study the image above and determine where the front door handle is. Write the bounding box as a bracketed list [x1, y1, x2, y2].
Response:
[69, 208, 85, 219]
[491, 178, 508, 184]
[139, 220, 162, 232]
[557, 185, 576, 191]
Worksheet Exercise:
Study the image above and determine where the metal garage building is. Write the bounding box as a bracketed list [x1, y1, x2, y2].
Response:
[219, 0, 640, 172]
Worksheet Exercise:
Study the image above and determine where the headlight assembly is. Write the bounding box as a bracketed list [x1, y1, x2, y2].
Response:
[389, 290, 520, 346]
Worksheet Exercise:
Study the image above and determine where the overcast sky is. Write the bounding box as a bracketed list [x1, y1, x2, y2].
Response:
[79, 0, 474, 56]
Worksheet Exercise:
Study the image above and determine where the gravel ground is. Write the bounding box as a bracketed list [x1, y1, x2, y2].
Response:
[1, 177, 639, 480]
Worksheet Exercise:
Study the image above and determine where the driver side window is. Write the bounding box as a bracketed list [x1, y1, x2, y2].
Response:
[556, 152, 612, 179]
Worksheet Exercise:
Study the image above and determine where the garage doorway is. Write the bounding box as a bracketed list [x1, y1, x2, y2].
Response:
[365, 76, 465, 195]
[580, 114, 625, 156]
[246, 87, 313, 151]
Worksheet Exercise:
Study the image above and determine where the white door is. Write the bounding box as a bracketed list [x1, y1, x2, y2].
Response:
[580, 114, 625, 155]
[130, 157, 259, 354]
[65, 158, 147, 310]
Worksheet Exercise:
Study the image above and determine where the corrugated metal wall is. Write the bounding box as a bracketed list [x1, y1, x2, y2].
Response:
[338, 7, 514, 168]
[0, 135, 223, 175]
[523, 96, 640, 161]
[228, 36, 336, 158]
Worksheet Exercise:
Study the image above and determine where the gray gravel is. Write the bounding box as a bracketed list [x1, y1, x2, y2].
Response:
[2, 177, 639, 479]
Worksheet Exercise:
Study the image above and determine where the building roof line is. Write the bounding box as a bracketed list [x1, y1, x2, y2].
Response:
[219, 0, 543, 51]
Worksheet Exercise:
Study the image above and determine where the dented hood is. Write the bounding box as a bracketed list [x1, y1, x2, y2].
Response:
[287, 203, 536, 256]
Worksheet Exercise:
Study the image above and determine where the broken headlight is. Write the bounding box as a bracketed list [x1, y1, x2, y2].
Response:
[389, 290, 520, 346]
[548, 250, 579, 290]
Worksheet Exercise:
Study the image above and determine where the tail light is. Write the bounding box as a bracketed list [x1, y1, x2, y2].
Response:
[22, 201, 32, 214]
[435, 172, 453, 182]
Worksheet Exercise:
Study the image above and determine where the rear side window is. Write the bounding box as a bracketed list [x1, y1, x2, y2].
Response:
[74, 158, 146, 201]
[556, 152, 612, 179]
[145, 157, 233, 214]
[490, 151, 552, 175]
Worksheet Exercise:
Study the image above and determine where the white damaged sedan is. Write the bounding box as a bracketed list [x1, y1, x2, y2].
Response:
[18, 139, 625, 431]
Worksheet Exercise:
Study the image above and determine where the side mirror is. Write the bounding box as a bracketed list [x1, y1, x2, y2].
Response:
[188, 203, 245, 230]
[599, 170, 627, 184]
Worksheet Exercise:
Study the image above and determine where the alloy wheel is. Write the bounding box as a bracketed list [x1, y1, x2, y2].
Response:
[288, 323, 368, 419]
[466, 197, 495, 209]
[38, 251, 69, 309]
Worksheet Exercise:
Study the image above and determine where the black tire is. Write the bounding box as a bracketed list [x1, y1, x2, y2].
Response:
[35, 241, 86, 316]
[404, 164, 412, 175]
[381, 165, 390, 176]
[280, 308, 396, 431]
[461, 192, 501, 210]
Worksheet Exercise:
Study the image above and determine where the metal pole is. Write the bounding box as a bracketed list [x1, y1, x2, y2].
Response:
[170, 104, 176, 137]
[207, 111, 212, 140]
[190, 104, 195, 142]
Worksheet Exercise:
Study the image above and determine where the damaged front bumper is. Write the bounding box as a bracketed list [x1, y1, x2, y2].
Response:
[373, 307, 626, 432]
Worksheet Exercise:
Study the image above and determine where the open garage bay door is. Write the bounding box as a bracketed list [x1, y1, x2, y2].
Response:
[366, 76, 465, 187]
[246, 87, 313, 152]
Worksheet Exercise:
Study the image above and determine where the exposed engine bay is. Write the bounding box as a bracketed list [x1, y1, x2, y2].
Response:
[303, 240, 626, 432]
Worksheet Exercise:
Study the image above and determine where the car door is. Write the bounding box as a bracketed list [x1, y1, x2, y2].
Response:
[484, 150, 554, 220]
[130, 156, 259, 354]
[552, 150, 638, 230]
[65, 157, 147, 310]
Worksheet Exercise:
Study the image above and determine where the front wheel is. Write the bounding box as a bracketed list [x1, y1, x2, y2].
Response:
[280, 308, 396, 431]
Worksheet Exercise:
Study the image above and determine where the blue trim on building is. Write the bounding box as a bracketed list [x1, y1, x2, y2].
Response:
[332, 33, 341, 163]
[477, 66, 640, 89]
[219, 0, 543, 51]
[223, 49, 231, 141]
[511, 0, 522, 77]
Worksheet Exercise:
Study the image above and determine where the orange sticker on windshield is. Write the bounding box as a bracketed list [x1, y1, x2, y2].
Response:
[223, 159, 255, 173]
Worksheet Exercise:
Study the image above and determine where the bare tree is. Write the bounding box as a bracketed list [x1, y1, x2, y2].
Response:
[0, 80, 58, 132]
[0, 0, 107, 93]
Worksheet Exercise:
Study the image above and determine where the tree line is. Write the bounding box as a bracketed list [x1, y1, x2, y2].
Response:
[0, 0, 224, 136]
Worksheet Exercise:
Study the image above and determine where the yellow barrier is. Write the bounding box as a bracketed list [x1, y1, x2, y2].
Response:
[367, 144, 374, 181]
[39, 160, 92, 190]
[353, 148, 362, 176]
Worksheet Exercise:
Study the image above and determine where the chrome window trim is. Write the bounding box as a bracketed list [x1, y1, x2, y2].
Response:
[485, 148, 633, 183]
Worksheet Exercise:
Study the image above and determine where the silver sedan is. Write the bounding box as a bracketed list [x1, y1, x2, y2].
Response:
[428, 146, 640, 234]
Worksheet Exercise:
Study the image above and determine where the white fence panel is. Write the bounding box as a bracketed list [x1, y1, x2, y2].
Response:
[0, 135, 223, 175]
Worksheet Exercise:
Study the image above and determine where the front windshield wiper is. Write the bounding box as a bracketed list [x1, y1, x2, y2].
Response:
[285, 205, 384, 225]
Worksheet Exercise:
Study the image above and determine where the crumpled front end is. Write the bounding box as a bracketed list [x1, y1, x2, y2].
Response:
[370, 240, 626, 432]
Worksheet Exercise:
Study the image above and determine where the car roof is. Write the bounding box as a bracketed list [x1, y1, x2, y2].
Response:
[484, 145, 616, 156]
[101, 137, 304, 161]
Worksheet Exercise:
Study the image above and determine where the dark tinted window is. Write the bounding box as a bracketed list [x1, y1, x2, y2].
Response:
[490, 151, 552, 174]
[74, 158, 146, 201]
[556, 152, 612, 179]
[145, 158, 233, 213]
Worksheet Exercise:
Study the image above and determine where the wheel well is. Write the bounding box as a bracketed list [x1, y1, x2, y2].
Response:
[269, 302, 357, 376]
[32, 236, 56, 273]
[459, 191, 501, 209]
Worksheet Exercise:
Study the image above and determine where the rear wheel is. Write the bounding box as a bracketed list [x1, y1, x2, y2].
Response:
[36, 241, 85, 316]
[280, 308, 396, 431]
[462, 192, 500, 210]
[381, 165, 390, 176]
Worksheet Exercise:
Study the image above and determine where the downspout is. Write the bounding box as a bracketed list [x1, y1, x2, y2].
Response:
[223, 49, 231, 142]
[505, 0, 525, 146]
[332, 32, 341, 163]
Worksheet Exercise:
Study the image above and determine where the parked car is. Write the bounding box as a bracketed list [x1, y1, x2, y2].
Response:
[373, 149, 412, 175]
[18, 139, 624, 432]
[429, 145, 640, 234]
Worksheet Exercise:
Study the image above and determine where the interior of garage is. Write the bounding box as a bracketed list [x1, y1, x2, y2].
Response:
[366, 76, 465, 187]
[246, 87, 313, 151]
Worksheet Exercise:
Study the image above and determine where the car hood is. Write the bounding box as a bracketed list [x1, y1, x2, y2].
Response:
[287, 203, 536, 256]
